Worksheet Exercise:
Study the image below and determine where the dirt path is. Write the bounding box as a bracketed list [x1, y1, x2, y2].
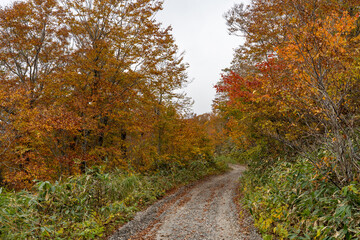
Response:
[109, 165, 262, 240]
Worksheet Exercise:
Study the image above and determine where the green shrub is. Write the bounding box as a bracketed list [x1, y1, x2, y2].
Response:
[0, 159, 225, 239]
[242, 157, 360, 240]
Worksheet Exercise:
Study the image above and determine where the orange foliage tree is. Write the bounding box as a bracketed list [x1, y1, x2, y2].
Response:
[0, 0, 212, 189]
[216, 0, 360, 185]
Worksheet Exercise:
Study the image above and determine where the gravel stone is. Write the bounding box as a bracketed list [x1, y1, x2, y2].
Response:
[109, 165, 262, 240]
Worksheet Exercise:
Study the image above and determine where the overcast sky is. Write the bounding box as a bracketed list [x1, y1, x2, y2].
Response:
[0, 0, 249, 114]
[157, 0, 249, 114]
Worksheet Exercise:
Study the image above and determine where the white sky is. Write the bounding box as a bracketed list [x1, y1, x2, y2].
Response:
[157, 0, 249, 114]
[0, 0, 249, 114]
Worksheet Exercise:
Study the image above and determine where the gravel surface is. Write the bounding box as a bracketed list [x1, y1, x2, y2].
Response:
[109, 165, 262, 240]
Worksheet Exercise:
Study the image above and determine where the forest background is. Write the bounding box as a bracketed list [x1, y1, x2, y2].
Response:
[0, 0, 227, 238]
[1, 0, 360, 239]
[215, 0, 360, 239]
[0, 0, 222, 190]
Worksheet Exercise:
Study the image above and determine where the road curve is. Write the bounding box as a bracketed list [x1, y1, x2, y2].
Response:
[109, 165, 262, 240]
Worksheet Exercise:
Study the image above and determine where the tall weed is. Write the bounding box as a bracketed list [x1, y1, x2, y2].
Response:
[0, 159, 225, 239]
[242, 157, 360, 239]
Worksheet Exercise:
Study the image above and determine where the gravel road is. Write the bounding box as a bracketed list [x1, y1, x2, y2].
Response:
[109, 165, 262, 240]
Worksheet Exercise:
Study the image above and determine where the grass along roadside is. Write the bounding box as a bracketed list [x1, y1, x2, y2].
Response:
[240, 156, 360, 240]
[0, 159, 227, 239]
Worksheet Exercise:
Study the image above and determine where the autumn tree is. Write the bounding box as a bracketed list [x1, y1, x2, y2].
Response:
[216, 0, 360, 185]
[0, 0, 70, 188]
[57, 0, 195, 172]
[0, 0, 213, 189]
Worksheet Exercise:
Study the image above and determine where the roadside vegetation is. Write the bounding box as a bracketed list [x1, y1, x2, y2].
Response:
[0, 159, 226, 239]
[240, 150, 360, 239]
[0, 0, 230, 239]
[2, 0, 360, 239]
[215, 0, 360, 239]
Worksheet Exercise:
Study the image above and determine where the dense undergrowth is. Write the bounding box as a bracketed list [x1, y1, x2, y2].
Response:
[241, 153, 360, 240]
[0, 159, 227, 239]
